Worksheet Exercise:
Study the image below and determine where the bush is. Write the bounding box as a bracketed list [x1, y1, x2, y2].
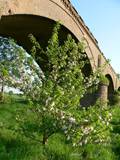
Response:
[79, 144, 115, 160]
[112, 91, 120, 105]
[99, 74, 109, 86]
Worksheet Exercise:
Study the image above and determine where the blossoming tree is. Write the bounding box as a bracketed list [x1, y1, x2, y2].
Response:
[17, 23, 112, 146]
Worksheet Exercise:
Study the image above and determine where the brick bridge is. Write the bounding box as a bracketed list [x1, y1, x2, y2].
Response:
[0, 0, 120, 102]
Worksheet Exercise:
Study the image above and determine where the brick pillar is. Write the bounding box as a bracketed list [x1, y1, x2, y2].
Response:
[98, 83, 108, 103]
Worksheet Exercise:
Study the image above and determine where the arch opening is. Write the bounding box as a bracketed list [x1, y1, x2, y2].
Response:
[0, 14, 92, 76]
[105, 74, 114, 104]
[118, 87, 120, 91]
[0, 14, 73, 50]
[0, 14, 96, 107]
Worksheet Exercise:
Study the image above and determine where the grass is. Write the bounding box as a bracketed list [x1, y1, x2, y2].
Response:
[110, 105, 120, 160]
[0, 95, 76, 160]
[0, 94, 120, 160]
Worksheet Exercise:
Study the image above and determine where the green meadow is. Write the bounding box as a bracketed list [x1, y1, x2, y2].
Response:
[0, 94, 120, 160]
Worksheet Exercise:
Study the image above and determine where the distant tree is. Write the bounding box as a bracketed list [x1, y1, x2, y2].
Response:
[0, 37, 44, 102]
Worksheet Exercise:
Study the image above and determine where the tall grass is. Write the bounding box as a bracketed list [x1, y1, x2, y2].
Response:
[0, 95, 120, 159]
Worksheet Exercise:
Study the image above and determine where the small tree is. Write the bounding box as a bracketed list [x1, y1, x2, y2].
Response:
[16, 23, 112, 146]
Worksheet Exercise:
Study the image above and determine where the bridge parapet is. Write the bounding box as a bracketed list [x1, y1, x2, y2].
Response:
[60, 0, 99, 47]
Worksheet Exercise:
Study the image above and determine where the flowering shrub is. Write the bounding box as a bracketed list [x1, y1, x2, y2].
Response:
[16, 23, 112, 146]
[70, 102, 112, 146]
[0, 23, 112, 147]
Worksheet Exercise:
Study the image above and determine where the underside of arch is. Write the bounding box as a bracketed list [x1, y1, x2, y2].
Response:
[0, 14, 92, 76]
[105, 74, 114, 103]
[0, 14, 74, 50]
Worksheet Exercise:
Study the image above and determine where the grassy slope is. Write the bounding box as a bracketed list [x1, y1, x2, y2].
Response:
[0, 95, 119, 160]
[0, 95, 77, 160]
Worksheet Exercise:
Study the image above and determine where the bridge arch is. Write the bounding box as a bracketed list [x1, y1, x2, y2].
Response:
[0, 0, 96, 70]
[0, 14, 93, 76]
[105, 74, 114, 103]
[0, 14, 75, 51]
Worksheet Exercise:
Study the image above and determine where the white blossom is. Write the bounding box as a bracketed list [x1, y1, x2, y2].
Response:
[69, 117, 76, 123]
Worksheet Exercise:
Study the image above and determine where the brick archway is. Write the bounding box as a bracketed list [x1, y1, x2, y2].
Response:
[105, 74, 114, 103]
[0, 14, 92, 76]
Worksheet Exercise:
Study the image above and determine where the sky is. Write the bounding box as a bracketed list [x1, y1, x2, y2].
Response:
[70, 0, 120, 74]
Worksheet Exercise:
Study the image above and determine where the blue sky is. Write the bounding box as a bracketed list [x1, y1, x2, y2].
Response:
[70, 0, 120, 74]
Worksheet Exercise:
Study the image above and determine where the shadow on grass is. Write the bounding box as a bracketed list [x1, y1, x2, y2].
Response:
[0, 131, 46, 160]
[0, 134, 30, 160]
